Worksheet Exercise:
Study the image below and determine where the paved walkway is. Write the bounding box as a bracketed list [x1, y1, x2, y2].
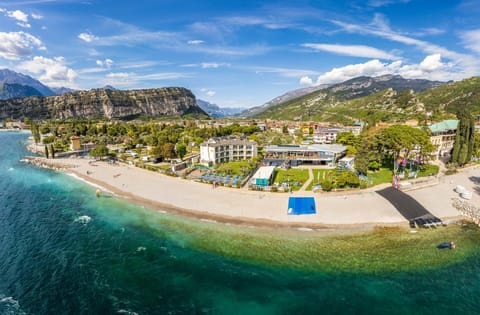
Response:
[299, 168, 314, 191]
[376, 186, 441, 226]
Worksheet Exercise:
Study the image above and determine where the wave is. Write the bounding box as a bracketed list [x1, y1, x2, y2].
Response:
[65, 173, 114, 195]
[0, 295, 26, 315]
[8, 167, 14, 172]
[74, 215, 92, 224]
[136, 246, 147, 252]
[117, 309, 139, 315]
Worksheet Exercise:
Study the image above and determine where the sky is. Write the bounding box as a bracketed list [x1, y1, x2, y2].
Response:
[0, 0, 479, 108]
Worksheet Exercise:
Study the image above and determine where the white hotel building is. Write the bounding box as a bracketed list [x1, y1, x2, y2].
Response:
[200, 136, 258, 165]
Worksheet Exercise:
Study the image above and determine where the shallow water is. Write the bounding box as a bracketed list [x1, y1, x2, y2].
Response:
[0, 132, 479, 315]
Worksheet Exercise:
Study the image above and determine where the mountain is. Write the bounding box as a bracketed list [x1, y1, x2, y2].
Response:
[0, 87, 207, 120]
[196, 99, 245, 118]
[0, 69, 54, 96]
[248, 75, 447, 121]
[239, 84, 329, 117]
[418, 76, 480, 115]
[327, 75, 446, 98]
[0, 83, 43, 100]
[50, 87, 77, 95]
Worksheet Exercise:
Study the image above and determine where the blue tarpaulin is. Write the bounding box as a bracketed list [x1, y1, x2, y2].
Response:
[287, 197, 316, 215]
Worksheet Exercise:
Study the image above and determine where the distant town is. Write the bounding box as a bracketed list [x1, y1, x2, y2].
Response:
[4, 114, 477, 194]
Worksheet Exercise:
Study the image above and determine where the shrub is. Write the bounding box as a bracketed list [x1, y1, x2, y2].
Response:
[321, 179, 333, 192]
[445, 169, 458, 175]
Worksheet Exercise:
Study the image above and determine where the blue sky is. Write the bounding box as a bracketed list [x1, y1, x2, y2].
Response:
[0, 0, 479, 108]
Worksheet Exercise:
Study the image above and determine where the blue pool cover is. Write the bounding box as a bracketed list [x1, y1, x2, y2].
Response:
[287, 197, 316, 215]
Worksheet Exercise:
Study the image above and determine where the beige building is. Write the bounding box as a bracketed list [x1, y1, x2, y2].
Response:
[200, 136, 257, 165]
[70, 136, 81, 151]
[428, 119, 458, 160]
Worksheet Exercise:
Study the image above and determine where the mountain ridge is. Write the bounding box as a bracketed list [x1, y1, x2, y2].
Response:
[0, 83, 43, 100]
[196, 99, 245, 118]
[0, 87, 206, 120]
[248, 75, 448, 121]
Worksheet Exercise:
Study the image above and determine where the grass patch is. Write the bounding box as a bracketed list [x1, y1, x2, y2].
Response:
[307, 169, 334, 190]
[418, 164, 439, 177]
[273, 168, 309, 191]
[215, 160, 257, 176]
[367, 164, 439, 186]
[367, 167, 393, 186]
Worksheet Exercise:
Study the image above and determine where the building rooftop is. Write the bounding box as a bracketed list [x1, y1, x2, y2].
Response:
[428, 119, 458, 134]
[202, 136, 257, 147]
[251, 166, 276, 180]
[264, 143, 347, 154]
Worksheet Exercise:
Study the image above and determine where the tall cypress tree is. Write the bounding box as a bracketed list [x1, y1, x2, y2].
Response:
[452, 108, 475, 166]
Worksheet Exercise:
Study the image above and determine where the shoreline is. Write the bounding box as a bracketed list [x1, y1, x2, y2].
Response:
[21, 155, 475, 231]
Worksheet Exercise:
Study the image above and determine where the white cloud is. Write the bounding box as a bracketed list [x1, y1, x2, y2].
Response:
[419, 54, 444, 71]
[17, 56, 78, 87]
[0, 31, 44, 60]
[96, 58, 114, 68]
[187, 40, 204, 45]
[181, 62, 230, 68]
[17, 22, 31, 28]
[7, 9, 28, 22]
[332, 15, 466, 61]
[101, 71, 189, 87]
[314, 59, 394, 85]
[106, 72, 130, 78]
[368, 0, 410, 7]
[299, 76, 314, 86]
[254, 66, 320, 78]
[461, 29, 480, 54]
[0, 8, 34, 28]
[201, 62, 229, 69]
[302, 43, 397, 60]
[301, 54, 457, 86]
[331, 14, 480, 78]
[200, 88, 216, 97]
[78, 32, 98, 42]
[31, 13, 43, 20]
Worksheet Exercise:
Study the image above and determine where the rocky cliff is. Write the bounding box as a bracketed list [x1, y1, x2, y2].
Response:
[0, 87, 206, 120]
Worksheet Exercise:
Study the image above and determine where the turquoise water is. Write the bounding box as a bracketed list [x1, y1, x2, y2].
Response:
[0, 132, 479, 315]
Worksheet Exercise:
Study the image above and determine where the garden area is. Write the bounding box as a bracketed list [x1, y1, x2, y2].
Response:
[307, 169, 362, 191]
[272, 168, 309, 192]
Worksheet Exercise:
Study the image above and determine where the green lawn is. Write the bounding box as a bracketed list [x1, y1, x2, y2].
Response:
[367, 164, 440, 186]
[273, 168, 309, 191]
[367, 167, 393, 186]
[418, 164, 440, 177]
[306, 169, 334, 190]
[215, 160, 257, 176]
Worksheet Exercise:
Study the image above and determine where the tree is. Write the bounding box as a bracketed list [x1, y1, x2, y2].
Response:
[150, 145, 164, 159]
[44, 145, 49, 159]
[336, 132, 359, 147]
[162, 142, 176, 159]
[31, 122, 40, 144]
[473, 133, 480, 159]
[50, 144, 55, 159]
[377, 124, 432, 168]
[451, 109, 475, 166]
[90, 145, 109, 160]
[175, 143, 187, 159]
[337, 131, 359, 155]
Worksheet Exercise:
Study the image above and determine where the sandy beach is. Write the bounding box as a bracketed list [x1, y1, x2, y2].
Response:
[23, 156, 479, 228]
